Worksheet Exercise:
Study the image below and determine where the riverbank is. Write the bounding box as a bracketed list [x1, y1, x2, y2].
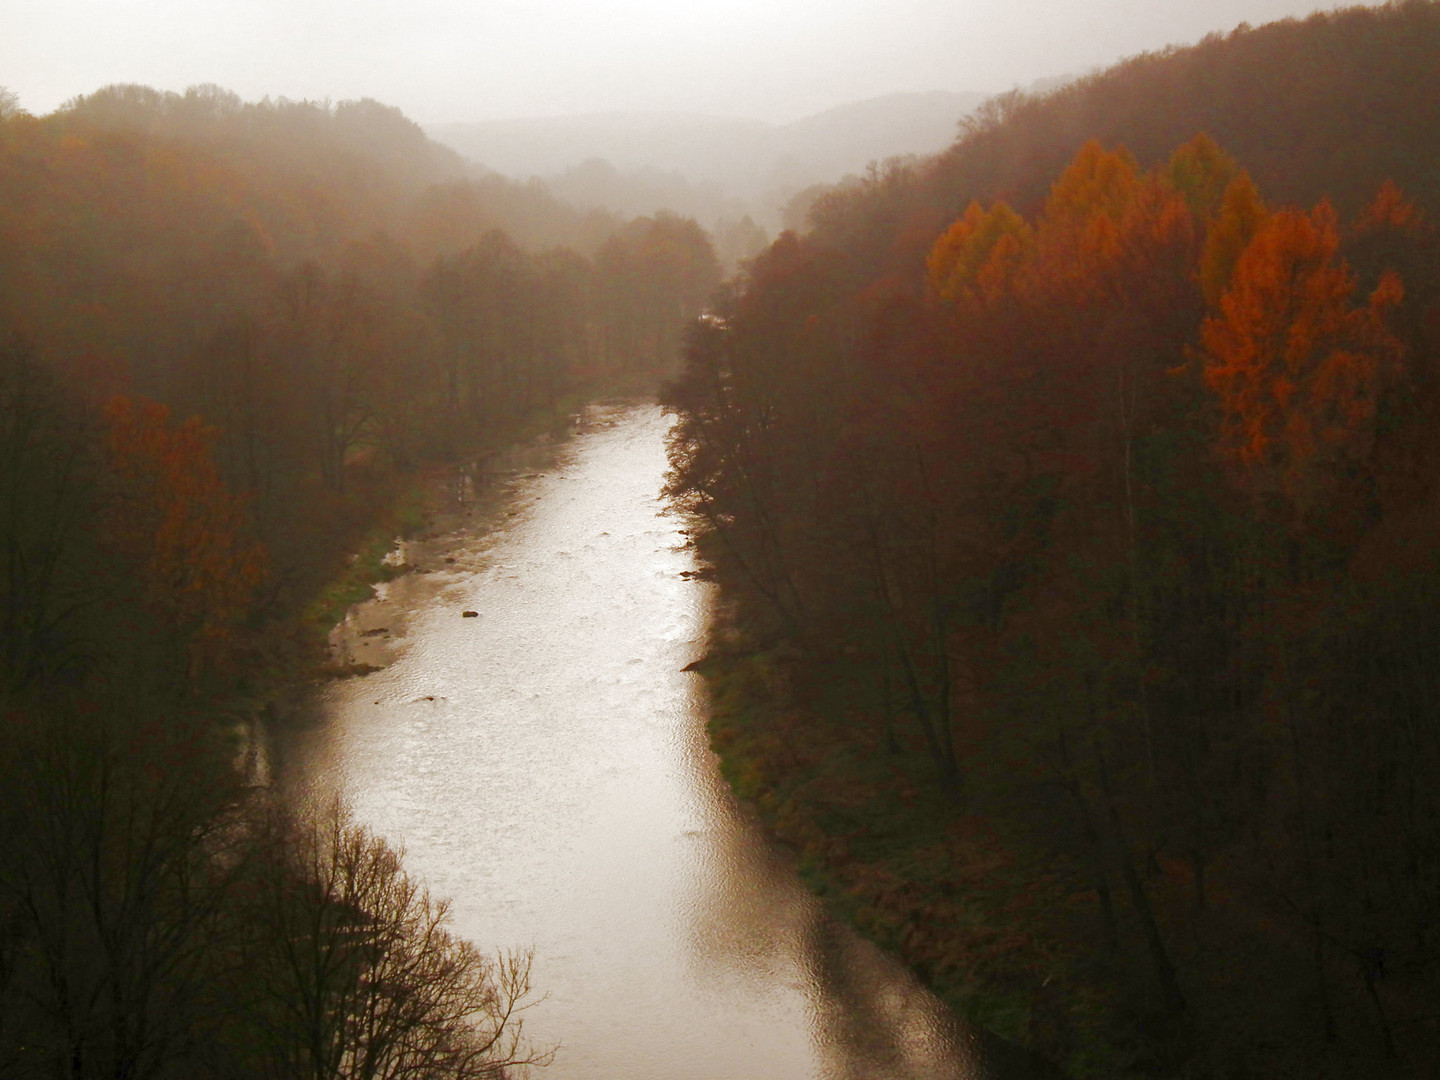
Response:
[692, 629, 1088, 1077]
[296, 376, 672, 657]
[230, 386, 608, 732]
[690, 607, 1432, 1079]
[271, 398, 1022, 1080]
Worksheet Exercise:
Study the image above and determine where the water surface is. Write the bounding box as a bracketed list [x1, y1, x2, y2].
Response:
[281, 401, 1004, 1080]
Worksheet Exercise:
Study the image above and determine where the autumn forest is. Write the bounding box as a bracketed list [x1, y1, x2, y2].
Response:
[4, 0, 1440, 1077]
[0, 82, 718, 1077]
[663, 3, 1440, 1075]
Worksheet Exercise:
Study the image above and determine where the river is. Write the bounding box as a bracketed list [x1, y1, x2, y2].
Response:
[275, 400, 1020, 1080]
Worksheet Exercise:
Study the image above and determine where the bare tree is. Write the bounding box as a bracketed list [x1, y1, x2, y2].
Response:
[0, 334, 100, 689]
[237, 805, 552, 1080]
[0, 692, 249, 1080]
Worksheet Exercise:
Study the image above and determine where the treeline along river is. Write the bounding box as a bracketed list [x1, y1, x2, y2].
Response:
[271, 401, 1021, 1080]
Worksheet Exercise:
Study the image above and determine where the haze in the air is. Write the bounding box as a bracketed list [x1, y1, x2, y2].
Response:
[7, 0, 1341, 123]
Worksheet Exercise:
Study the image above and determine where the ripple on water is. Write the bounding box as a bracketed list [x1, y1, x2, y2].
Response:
[283, 401, 1003, 1080]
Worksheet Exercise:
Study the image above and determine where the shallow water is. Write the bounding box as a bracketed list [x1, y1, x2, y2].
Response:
[279, 400, 1004, 1080]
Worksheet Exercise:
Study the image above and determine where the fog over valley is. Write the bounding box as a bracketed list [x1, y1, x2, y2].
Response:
[4, 2, 1438, 1078]
[4, 0, 1341, 247]
[6, 0, 1335, 124]
[426, 89, 1004, 238]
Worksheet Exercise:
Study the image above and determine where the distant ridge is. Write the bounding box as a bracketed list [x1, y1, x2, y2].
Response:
[425, 90, 990, 212]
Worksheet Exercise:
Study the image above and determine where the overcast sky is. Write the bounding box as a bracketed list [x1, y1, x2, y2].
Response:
[5, 0, 1344, 124]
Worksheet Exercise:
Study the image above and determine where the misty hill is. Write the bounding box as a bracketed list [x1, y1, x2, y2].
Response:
[40, 83, 625, 262]
[56, 83, 471, 200]
[426, 91, 989, 226]
[796, 2, 1440, 287]
[774, 91, 991, 187]
[927, 3, 1440, 223]
[429, 112, 767, 188]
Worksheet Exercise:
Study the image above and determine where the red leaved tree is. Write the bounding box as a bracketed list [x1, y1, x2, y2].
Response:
[103, 395, 267, 682]
[1202, 201, 1404, 510]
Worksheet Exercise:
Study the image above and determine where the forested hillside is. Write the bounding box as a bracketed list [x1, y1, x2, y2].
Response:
[664, 3, 1440, 1076]
[0, 84, 717, 1076]
[804, 0, 1440, 288]
[1, 81, 720, 643]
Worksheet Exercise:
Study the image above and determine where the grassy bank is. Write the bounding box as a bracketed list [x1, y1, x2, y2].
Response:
[240, 387, 602, 705]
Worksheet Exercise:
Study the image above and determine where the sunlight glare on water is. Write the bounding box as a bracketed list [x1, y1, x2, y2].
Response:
[281, 401, 998, 1080]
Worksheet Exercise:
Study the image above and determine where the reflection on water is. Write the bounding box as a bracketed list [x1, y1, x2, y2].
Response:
[278, 401, 998, 1080]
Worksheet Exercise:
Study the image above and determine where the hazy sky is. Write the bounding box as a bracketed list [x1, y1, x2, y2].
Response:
[5, 0, 1341, 124]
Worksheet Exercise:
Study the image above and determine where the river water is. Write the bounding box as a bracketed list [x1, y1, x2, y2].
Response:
[277, 400, 1015, 1080]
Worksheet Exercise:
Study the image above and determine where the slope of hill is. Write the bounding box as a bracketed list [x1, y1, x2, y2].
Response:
[928, 1, 1440, 222]
[661, 3, 1440, 1076]
[427, 111, 769, 186]
[792, 2, 1440, 291]
[774, 90, 991, 186]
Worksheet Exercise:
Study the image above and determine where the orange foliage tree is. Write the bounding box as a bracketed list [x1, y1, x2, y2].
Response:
[925, 200, 1033, 304]
[1202, 202, 1404, 507]
[1041, 139, 1141, 230]
[103, 395, 267, 679]
[1199, 171, 1269, 307]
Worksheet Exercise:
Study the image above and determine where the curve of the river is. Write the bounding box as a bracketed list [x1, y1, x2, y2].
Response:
[276, 400, 1010, 1080]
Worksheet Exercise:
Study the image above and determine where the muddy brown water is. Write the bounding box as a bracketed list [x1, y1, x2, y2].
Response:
[275, 400, 1036, 1080]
